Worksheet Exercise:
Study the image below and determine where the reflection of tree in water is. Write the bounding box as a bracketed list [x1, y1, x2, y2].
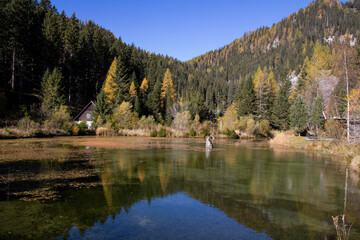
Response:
[158, 158, 173, 193]
[1, 147, 360, 240]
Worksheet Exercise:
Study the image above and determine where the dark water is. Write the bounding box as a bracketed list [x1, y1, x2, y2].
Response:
[0, 138, 359, 240]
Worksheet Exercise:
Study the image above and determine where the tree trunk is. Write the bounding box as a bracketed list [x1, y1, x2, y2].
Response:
[344, 50, 350, 144]
[11, 47, 15, 90]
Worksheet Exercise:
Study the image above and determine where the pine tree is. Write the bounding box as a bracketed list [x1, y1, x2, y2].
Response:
[103, 57, 117, 106]
[41, 68, 65, 112]
[311, 94, 325, 131]
[271, 77, 291, 130]
[290, 96, 308, 134]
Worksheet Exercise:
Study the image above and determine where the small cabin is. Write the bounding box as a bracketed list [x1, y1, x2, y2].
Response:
[74, 101, 95, 129]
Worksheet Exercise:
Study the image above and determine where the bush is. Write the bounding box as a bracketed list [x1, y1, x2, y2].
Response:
[245, 118, 256, 136]
[96, 124, 116, 136]
[173, 111, 191, 131]
[256, 120, 271, 137]
[139, 115, 156, 129]
[78, 121, 88, 135]
[189, 128, 196, 137]
[325, 119, 344, 141]
[72, 126, 79, 135]
[17, 116, 40, 131]
[199, 120, 215, 137]
[150, 129, 158, 137]
[224, 128, 239, 139]
[158, 128, 166, 137]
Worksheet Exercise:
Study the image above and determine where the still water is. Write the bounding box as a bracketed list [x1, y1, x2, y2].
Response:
[0, 137, 359, 239]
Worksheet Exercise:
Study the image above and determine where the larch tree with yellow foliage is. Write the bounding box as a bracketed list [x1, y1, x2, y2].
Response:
[160, 68, 176, 125]
[103, 57, 118, 107]
[138, 77, 149, 115]
[253, 66, 271, 120]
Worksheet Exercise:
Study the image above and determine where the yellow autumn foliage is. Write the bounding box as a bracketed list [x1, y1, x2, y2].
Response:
[104, 57, 118, 104]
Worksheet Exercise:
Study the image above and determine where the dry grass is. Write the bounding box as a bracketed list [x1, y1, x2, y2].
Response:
[270, 131, 360, 173]
[0, 126, 68, 139]
[96, 126, 116, 136]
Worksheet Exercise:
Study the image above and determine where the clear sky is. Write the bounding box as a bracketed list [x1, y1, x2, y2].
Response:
[51, 0, 314, 62]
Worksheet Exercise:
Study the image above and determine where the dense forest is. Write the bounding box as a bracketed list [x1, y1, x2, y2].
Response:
[0, 0, 360, 138]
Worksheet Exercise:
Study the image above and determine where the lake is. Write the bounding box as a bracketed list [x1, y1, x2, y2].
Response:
[0, 137, 359, 240]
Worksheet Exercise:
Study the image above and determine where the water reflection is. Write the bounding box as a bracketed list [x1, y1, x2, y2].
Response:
[0, 142, 359, 240]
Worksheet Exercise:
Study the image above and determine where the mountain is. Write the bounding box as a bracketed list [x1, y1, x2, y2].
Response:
[184, 0, 360, 114]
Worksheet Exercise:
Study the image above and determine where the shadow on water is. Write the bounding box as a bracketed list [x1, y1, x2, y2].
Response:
[0, 138, 359, 239]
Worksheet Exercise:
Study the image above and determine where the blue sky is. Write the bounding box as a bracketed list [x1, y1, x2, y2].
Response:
[51, 0, 314, 61]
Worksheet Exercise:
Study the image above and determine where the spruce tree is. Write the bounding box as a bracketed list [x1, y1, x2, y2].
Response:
[237, 75, 256, 116]
[116, 47, 132, 104]
[311, 94, 325, 131]
[93, 90, 108, 125]
[41, 68, 65, 112]
[271, 77, 291, 130]
[290, 96, 308, 135]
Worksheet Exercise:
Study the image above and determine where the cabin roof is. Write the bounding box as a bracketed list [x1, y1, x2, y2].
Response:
[74, 101, 95, 121]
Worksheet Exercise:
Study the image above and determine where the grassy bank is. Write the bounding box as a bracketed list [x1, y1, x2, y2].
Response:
[270, 131, 360, 173]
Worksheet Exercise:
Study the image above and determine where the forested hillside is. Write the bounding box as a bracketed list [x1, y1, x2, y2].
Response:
[187, 0, 360, 114]
[0, 0, 359, 138]
[0, 0, 185, 119]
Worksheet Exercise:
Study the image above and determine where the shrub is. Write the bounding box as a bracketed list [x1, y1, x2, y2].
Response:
[199, 120, 215, 137]
[189, 128, 196, 137]
[158, 128, 166, 137]
[173, 111, 191, 131]
[150, 129, 158, 137]
[219, 103, 239, 131]
[325, 119, 344, 141]
[191, 114, 200, 132]
[139, 115, 156, 129]
[17, 116, 40, 131]
[62, 122, 73, 133]
[96, 124, 116, 136]
[224, 128, 239, 139]
[78, 121, 88, 135]
[113, 101, 139, 129]
[246, 118, 256, 136]
[72, 126, 80, 135]
[257, 120, 271, 137]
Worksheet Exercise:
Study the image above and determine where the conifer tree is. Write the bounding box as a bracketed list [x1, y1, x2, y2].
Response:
[139, 77, 149, 115]
[160, 68, 176, 124]
[93, 90, 108, 125]
[116, 47, 132, 104]
[129, 81, 137, 99]
[147, 78, 163, 122]
[290, 96, 308, 135]
[41, 68, 65, 112]
[253, 66, 271, 120]
[271, 77, 291, 130]
[103, 57, 117, 106]
[268, 69, 279, 99]
[237, 75, 256, 116]
[160, 68, 176, 103]
[311, 94, 325, 131]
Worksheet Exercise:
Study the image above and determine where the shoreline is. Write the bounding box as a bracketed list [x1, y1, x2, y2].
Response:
[270, 131, 360, 174]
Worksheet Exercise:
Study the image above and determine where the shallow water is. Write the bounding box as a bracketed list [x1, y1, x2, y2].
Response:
[0, 137, 359, 240]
